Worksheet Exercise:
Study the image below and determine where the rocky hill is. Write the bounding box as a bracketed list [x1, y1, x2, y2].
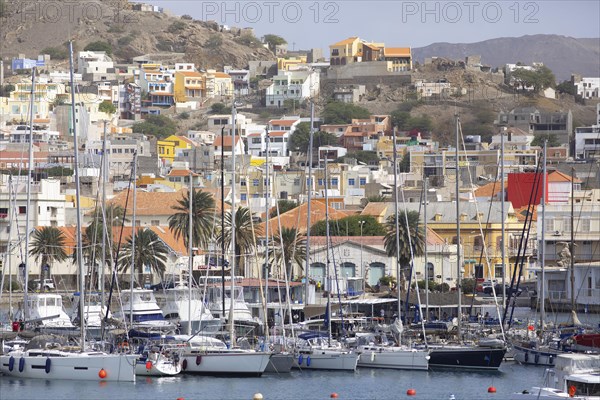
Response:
[413, 35, 600, 81]
[0, 0, 274, 69]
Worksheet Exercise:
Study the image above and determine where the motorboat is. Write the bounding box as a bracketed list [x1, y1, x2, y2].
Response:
[162, 285, 221, 334]
[207, 286, 262, 337]
[428, 342, 507, 371]
[69, 292, 114, 339]
[25, 293, 78, 335]
[135, 344, 181, 376]
[118, 288, 177, 333]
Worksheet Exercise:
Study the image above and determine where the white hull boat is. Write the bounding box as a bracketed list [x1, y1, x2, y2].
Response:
[294, 333, 358, 371]
[357, 345, 430, 370]
[135, 350, 181, 377]
[180, 350, 270, 377]
[0, 348, 137, 382]
[118, 289, 177, 333]
[162, 286, 221, 334]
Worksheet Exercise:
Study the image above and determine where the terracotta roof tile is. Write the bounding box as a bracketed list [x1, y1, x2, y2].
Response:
[269, 119, 297, 126]
[257, 200, 350, 233]
[474, 181, 507, 197]
[360, 202, 388, 217]
[213, 135, 241, 147]
[384, 47, 411, 57]
[331, 37, 359, 46]
[548, 170, 582, 183]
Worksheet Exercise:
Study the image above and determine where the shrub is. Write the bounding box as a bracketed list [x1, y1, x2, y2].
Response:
[98, 100, 117, 115]
[210, 102, 227, 114]
[84, 41, 113, 56]
[168, 21, 187, 33]
[41, 46, 68, 60]
[117, 35, 134, 46]
[205, 34, 223, 49]
[178, 112, 190, 119]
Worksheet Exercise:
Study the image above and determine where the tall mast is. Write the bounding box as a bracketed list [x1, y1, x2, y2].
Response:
[69, 41, 86, 348]
[501, 128, 506, 309]
[392, 127, 401, 320]
[455, 114, 462, 340]
[129, 151, 137, 329]
[228, 100, 237, 345]
[188, 171, 193, 335]
[305, 101, 315, 305]
[23, 67, 36, 318]
[265, 128, 270, 306]
[540, 140, 547, 331]
[424, 175, 429, 319]
[220, 127, 225, 317]
[100, 121, 108, 306]
[324, 155, 332, 346]
[570, 167, 575, 314]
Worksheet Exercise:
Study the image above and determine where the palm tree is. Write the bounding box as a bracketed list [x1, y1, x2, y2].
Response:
[383, 210, 425, 281]
[218, 207, 262, 277]
[168, 189, 215, 249]
[29, 227, 69, 289]
[104, 204, 128, 227]
[117, 228, 169, 287]
[269, 227, 306, 280]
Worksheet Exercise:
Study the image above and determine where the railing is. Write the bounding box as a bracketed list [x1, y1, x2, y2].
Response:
[547, 290, 567, 301]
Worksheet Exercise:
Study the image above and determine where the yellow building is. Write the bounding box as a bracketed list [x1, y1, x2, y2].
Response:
[383, 48, 412, 71]
[157, 140, 176, 165]
[329, 37, 362, 66]
[277, 56, 308, 71]
[174, 71, 205, 103]
[0, 80, 64, 121]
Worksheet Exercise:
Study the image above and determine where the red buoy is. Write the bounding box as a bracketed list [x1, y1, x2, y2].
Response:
[407, 389, 416, 396]
[488, 386, 497, 393]
[98, 369, 107, 379]
[146, 361, 153, 370]
[330, 393, 339, 398]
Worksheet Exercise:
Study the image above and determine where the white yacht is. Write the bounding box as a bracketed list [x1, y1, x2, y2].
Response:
[355, 333, 430, 371]
[135, 344, 181, 377]
[118, 289, 177, 334]
[162, 285, 221, 334]
[294, 332, 359, 371]
[69, 292, 113, 339]
[175, 335, 271, 377]
[207, 285, 262, 335]
[25, 293, 77, 335]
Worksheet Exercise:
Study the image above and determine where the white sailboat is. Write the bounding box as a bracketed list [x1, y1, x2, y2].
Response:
[178, 100, 270, 377]
[0, 45, 137, 382]
[357, 126, 430, 371]
[162, 285, 221, 334]
[292, 155, 359, 372]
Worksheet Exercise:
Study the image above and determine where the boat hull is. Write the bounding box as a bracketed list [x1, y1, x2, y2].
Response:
[180, 351, 270, 377]
[135, 359, 181, 376]
[512, 345, 559, 366]
[264, 352, 294, 373]
[358, 348, 429, 370]
[0, 351, 137, 382]
[294, 350, 358, 371]
[429, 346, 506, 370]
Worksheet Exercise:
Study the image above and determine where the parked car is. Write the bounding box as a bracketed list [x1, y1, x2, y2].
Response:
[477, 280, 495, 293]
[28, 278, 55, 291]
[484, 284, 522, 297]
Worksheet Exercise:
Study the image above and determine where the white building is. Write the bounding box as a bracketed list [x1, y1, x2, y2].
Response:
[86, 133, 152, 180]
[77, 51, 114, 75]
[224, 66, 250, 96]
[0, 176, 67, 260]
[574, 125, 600, 160]
[265, 69, 320, 108]
[573, 77, 600, 99]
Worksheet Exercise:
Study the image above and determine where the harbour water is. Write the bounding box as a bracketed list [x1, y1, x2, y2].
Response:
[0, 362, 565, 400]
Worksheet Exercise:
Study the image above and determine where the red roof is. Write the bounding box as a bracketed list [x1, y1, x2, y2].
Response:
[269, 119, 297, 126]
[213, 135, 241, 147]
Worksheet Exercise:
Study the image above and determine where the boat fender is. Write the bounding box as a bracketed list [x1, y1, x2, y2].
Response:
[568, 385, 576, 397]
[524, 352, 529, 363]
[371, 352, 375, 362]
[548, 355, 554, 365]
[196, 355, 202, 365]
[45, 358, 51, 374]
[534, 353, 540, 364]
[306, 356, 311, 367]
[18, 358, 25, 373]
[298, 354, 303, 365]
[8, 356, 14, 372]
[146, 361, 152, 370]
[182, 359, 188, 371]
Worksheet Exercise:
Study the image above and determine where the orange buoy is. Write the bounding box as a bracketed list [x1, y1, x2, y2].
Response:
[568, 385, 576, 397]
[330, 393, 338, 398]
[98, 369, 107, 379]
[146, 361, 153, 370]
[176, 398, 185, 400]
[488, 386, 497, 393]
[528, 325, 535, 331]
[407, 389, 416, 396]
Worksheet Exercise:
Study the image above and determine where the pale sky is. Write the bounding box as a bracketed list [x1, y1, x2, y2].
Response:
[146, 0, 600, 51]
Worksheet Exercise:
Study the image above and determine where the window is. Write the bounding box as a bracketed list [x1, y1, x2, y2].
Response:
[240, 180, 247, 186]
[563, 217, 571, 232]
[240, 193, 247, 201]
[252, 179, 259, 186]
[318, 179, 323, 186]
[580, 219, 590, 232]
[544, 219, 554, 232]
[331, 178, 339, 186]
[426, 262, 434, 280]
[359, 177, 367, 185]
[19, 206, 27, 214]
[474, 264, 484, 279]
[348, 178, 355, 186]
[293, 178, 300, 186]
[151, 220, 160, 226]
[251, 138, 261, 144]
[494, 264, 503, 280]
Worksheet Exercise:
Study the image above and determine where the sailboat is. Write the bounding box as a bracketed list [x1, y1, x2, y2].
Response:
[356, 126, 430, 371]
[178, 99, 270, 377]
[428, 115, 507, 371]
[0, 44, 137, 382]
[292, 155, 359, 371]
